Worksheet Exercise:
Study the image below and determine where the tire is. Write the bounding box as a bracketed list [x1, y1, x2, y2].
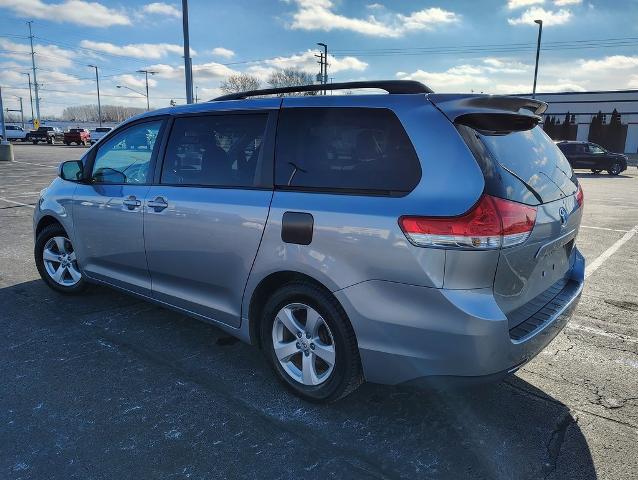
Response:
[591, 169, 602, 174]
[260, 281, 363, 403]
[608, 161, 622, 176]
[34, 223, 87, 294]
[65, 142, 70, 146]
[32, 140, 38, 144]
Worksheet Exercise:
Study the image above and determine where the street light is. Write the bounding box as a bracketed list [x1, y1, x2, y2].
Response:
[88, 64, 102, 127]
[116, 85, 148, 110]
[532, 19, 543, 99]
[136, 70, 157, 111]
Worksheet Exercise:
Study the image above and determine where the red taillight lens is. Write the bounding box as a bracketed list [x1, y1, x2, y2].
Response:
[576, 184, 584, 208]
[399, 195, 537, 249]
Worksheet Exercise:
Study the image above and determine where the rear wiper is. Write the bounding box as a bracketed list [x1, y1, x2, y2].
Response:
[498, 163, 544, 204]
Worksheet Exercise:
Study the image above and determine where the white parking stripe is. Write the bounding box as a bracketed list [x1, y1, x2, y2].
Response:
[11, 161, 57, 168]
[0, 197, 35, 209]
[581, 225, 629, 233]
[567, 324, 638, 345]
[585, 224, 638, 279]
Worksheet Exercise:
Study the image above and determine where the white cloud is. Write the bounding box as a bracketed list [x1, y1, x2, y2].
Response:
[482, 58, 528, 73]
[116, 73, 158, 89]
[0, 38, 77, 69]
[287, 0, 459, 38]
[80, 40, 194, 59]
[507, 0, 544, 9]
[554, 0, 581, 5]
[508, 7, 572, 25]
[211, 47, 235, 59]
[580, 55, 638, 71]
[396, 68, 490, 91]
[628, 75, 638, 89]
[148, 62, 239, 81]
[142, 2, 180, 17]
[0, 0, 130, 27]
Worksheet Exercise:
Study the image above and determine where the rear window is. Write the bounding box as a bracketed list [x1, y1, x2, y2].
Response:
[275, 107, 421, 195]
[96, 127, 111, 132]
[461, 125, 577, 204]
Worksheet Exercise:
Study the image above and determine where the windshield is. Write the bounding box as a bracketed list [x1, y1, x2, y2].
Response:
[478, 126, 577, 204]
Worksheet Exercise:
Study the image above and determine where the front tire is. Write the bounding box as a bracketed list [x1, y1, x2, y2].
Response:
[35, 223, 87, 294]
[261, 282, 363, 403]
[608, 161, 622, 176]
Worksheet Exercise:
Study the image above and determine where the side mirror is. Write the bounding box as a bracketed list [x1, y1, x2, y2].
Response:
[59, 160, 84, 182]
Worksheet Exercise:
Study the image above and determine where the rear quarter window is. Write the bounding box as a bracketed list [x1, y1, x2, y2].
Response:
[274, 107, 421, 195]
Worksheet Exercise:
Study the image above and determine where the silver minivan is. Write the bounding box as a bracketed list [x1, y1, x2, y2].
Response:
[34, 81, 585, 402]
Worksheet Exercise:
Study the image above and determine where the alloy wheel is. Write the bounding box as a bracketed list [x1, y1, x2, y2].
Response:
[271, 303, 336, 386]
[42, 236, 82, 287]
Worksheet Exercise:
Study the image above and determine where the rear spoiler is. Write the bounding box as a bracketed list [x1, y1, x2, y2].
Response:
[427, 94, 548, 133]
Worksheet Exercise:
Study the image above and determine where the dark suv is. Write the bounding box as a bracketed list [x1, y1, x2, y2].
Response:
[556, 140, 628, 175]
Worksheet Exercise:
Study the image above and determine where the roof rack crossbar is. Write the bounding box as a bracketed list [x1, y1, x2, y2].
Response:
[212, 80, 432, 101]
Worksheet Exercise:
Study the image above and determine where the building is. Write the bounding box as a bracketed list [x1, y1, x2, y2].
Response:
[532, 89, 638, 154]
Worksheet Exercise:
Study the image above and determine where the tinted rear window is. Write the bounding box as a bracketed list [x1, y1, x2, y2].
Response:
[275, 107, 421, 195]
[478, 126, 577, 204]
[96, 128, 111, 132]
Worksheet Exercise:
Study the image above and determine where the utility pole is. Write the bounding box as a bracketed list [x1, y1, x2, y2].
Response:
[315, 51, 324, 89]
[317, 43, 328, 95]
[23, 73, 35, 124]
[532, 19, 543, 99]
[195, 85, 199, 103]
[88, 65, 102, 126]
[182, 0, 194, 104]
[27, 21, 41, 124]
[18, 98, 25, 129]
[136, 70, 157, 111]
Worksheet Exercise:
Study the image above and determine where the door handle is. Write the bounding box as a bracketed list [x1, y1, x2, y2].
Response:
[122, 196, 141, 210]
[147, 196, 168, 212]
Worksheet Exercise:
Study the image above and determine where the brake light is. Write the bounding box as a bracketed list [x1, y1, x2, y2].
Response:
[576, 184, 584, 208]
[399, 195, 537, 249]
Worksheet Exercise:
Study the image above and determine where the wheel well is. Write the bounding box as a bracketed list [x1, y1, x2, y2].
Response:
[36, 216, 63, 238]
[248, 271, 335, 348]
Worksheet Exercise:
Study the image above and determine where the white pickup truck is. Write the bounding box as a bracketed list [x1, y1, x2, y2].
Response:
[89, 126, 112, 145]
[2, 125, 28, 142]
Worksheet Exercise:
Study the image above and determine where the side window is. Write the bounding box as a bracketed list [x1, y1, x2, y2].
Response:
[587, 144, 604, 154]
[91, 121, 162, 184]
[161, 113, 268, 187]
[274, 108, 421, 194]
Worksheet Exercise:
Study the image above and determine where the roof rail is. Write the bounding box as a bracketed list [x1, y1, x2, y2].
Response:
[212, 80, 432, 101]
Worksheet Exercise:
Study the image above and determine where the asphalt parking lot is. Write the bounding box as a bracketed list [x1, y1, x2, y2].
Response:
[1, 143, 637, 480]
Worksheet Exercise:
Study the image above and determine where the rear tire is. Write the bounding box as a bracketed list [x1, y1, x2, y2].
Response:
[260, 281, 363, 403]
[608, 161, 622, 176]
[35, 223, 87, 294]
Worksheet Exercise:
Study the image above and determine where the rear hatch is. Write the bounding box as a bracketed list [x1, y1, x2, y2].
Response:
[429, 94, 583, 329]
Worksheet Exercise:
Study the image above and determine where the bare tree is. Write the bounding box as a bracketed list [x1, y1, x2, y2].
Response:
[61, 104, 145, 123]
[220, 74, 261, 94]
[267, 69, 316, 95]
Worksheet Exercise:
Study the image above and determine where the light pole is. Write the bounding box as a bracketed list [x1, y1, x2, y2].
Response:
[136, 70, 157, 111]
[27, 21, 41, 123]
[116, 85, 147, 104]
[88, 65, 102, 126]
[532, 19, 543, 99]
[182, 0, 194, 104]
[23, 72, 34, 124]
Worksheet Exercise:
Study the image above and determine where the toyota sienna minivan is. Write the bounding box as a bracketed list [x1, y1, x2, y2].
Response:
[34, 81, 585, 402]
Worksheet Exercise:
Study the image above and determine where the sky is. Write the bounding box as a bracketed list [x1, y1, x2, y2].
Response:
[1, 0, 638, 117]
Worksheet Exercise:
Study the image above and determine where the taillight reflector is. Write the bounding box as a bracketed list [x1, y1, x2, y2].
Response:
[576, 184, 584, 208]
[399, 195, 537, 250]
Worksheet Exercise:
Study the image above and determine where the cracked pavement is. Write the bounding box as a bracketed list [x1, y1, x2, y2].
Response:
[1, 145, 637, 479]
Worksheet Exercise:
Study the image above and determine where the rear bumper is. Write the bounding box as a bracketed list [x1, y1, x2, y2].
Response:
[335, 248, 584, 386]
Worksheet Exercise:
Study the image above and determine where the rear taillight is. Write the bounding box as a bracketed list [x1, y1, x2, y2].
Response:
[576, 184, 584, 208]
[399, 195, 537, 250]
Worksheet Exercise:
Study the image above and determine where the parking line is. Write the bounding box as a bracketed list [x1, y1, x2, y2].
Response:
[0, 197, 35, 209]
[11, 161, 57, 169]
[567, 323, 638, 345]
[581, 225, 629, 233]
[585, 224, 638, 279]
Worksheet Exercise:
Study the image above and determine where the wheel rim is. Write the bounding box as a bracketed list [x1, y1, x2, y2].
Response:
[610, 162, 621, 174]
[43, 236, 82, 287]
[272, 303, 336, 386]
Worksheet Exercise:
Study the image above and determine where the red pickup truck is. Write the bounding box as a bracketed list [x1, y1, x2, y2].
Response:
[64, 128, 91, 146]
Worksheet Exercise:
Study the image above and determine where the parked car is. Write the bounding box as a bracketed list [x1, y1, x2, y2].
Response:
[1, 125, 28, 142]
[64, 128, 90, 146]
[89, 126, 112, 145]
[26, 126, 64, 144]
[556, 140, 628, 175]
[34, 81, 585, 402]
